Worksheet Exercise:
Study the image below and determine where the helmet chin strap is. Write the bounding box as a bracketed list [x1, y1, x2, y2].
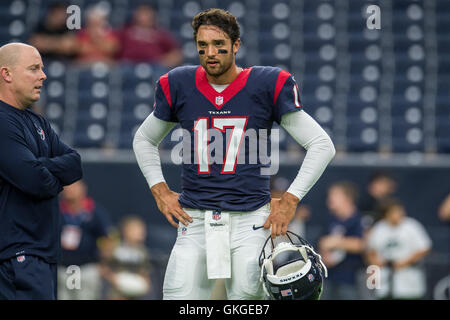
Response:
[299, 246, 309, 261]
[303, 245, 328, 278]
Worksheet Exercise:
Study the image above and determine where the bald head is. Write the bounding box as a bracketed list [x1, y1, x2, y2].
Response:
[0, 42, 46, 109]
[0, 42, 38, 68]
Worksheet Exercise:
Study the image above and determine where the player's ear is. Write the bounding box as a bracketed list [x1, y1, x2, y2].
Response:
[233, 38, 241, 55]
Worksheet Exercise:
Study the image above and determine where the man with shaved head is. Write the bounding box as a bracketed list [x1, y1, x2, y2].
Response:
[0, 43, 46, 108]
[0, 43, 82, 299]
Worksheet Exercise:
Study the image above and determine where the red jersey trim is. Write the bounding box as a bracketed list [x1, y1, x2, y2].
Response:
[159, 73, 172, 107]
[274, 70, 291, 105]
[195, 66, 252, 110]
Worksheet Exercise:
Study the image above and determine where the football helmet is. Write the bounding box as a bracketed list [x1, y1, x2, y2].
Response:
[259, 231, 328, 300]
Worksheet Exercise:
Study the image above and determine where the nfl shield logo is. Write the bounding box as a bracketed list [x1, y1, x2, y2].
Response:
[17, 255, 25, 263]
[308, 274, 315, 282]
[212, 210, 221, 221]
[215, 96, 223, 106]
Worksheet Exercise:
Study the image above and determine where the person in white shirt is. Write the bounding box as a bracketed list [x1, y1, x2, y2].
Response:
[366, 198, 432, 299]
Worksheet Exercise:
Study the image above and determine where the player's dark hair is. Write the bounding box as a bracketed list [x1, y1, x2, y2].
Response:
[191, 8, 240, 44]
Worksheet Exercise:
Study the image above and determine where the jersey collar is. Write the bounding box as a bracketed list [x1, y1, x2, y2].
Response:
[195, 66, 252, 110]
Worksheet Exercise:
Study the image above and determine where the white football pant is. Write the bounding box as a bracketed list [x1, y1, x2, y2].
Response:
[163, 203, 270, 300]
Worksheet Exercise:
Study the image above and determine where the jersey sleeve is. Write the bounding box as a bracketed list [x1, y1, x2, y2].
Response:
[273, 70, 303, 124]
[152, 73, 178, 123]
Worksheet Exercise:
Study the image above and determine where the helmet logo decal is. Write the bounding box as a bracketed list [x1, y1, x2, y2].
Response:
[280, 289, 293, 297]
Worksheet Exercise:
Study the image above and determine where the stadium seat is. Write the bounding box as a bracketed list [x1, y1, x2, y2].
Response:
[1, 0, 446, 156]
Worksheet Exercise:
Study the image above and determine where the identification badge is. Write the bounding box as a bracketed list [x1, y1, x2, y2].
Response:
[61, 225, 82, 250]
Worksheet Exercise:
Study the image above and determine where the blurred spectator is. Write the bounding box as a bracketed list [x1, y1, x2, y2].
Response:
[366, 198, 432, 300]
[76, 5, 120, 65]
[29, 2, 78, 61]
[288, 204, 311, 238]
[359, 171, 398, 226]
[101, 215, 152, 300]
[118, 4, 183, 67]
[58, 180, 114, 300]
[438, 194, 450, 222]
[319, 181, 366, 300]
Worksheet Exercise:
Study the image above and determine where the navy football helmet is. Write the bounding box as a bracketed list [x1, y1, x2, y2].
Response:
[259, 231, 328, 300]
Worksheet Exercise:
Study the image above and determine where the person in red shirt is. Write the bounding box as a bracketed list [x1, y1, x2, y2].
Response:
[58, 180, 113, 300]
[118, 4, 183, 68]
[76, 6, 120, 65]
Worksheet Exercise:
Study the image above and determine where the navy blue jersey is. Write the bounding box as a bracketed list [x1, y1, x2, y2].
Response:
[325, 212, 365, 285]
[0, 100, 82, 263]
[153, 66, 302, 211]
[59, 197, 112, 266]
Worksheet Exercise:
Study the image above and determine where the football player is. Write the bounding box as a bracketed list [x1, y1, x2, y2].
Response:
[133, 8, 335, 299]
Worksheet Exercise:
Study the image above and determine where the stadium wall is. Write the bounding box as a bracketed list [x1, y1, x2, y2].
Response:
[80, 161, 449, 299]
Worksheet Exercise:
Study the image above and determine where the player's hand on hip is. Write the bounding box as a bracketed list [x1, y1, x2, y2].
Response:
[150, 182, 193, 228]
[264, 192, 299, 238]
